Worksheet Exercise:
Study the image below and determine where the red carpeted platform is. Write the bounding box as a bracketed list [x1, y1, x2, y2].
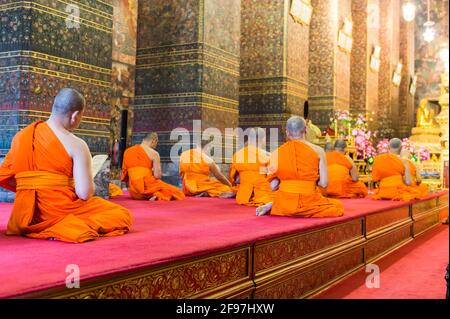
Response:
[0, 191, 447, 298]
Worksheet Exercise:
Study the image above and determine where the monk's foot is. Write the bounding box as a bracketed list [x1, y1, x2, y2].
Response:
[196, 192, 209, 197]
[219, 192, 236, 199]
[149, 196, 158, 201]
[256, 203, 272, 216]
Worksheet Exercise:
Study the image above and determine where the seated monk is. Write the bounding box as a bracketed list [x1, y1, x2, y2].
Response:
[371, 138, 422, 201]
[179, 143, 235, 198]
[321, 140, 368, 198]
[0, 88, 132, 243]
[257, 116, 344, 217]
[229, 128, 274, 206]
[400, 149, 429, 198]
[122, 133, 185, 201]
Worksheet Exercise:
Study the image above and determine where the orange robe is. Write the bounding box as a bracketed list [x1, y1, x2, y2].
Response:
[0, 121, 132, 243]
[179, 149, 232, 197]
[406, 159, 429, 198]
[230, 146, 273, 206]
[122, 145, 185, 201]
[322, 151, 368, 198]
[371, 153, 422, 201]
[109, 183, 123, 197]
[268, 140, 344, 217]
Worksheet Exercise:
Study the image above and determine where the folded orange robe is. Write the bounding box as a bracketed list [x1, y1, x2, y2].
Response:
[0, 121, 132, 243]
[230, 146, 273, 206]
[109, 183, 123, 197]
[406, 159, 429, 198]
[322, 151, 368, 198]
[122, 145, 185, 201]
[268, 140, 344, 217]
[179, 149, 232, 197]
[371, 153, 422, 201]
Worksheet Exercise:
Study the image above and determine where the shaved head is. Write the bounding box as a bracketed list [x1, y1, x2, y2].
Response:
[324, 142, 334, 152]
[143, 132, 158, 142]
[286, 116, 306, 138]
[52, 88, 85, 116]
[389, 138, 402, 154]
[334, 140, 347, 151]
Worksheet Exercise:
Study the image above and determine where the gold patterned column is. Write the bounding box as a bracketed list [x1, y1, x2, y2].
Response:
[397, 10, 415, 137]
[350, 0, 380, 131]
[134, 0, 240, 184]
[308, 0, 351, 129]
[240, 0, 309, 143]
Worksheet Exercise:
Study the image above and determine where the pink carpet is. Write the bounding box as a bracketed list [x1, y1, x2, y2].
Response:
[0, 191, 447, 298]
[315, 224, 449, 299]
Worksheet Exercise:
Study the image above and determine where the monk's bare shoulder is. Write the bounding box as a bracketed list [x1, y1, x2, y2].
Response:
[302, 140, 325, 159]
[202, 152, 214, 165]
[147, 147, 161, 162]
[70, 134, 91, 157]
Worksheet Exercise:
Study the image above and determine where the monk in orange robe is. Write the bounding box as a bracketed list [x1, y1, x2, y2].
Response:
[0, 88, 132, 243]
[179, 144, 235, 198]
[401, 150, 429, 198]
[257, 116, 344, 217]
[230, 128, 273, 206]
[322, 140, 368, 198]
[122, 133, 185, 201]
[371, 138, 422, 201]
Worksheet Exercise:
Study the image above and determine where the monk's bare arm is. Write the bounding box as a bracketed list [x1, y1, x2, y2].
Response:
[72, 139, 95, 201]
[347, 156, 359, 182]
[306, 142, 328, 188]
[402, 160, 412, 186]
[414, 163, 422, 184]
[210, 162, 232, 187]
[150, 150, 162, 179]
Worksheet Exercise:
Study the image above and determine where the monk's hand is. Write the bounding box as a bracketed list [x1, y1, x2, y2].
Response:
[270, 179, 280, 191]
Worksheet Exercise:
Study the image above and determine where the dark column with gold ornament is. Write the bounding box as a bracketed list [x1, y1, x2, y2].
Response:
[0, 0, 114, 201]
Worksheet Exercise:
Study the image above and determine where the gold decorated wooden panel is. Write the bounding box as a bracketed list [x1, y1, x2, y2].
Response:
[437, 194, 449, 204]
[366, 207, 411, 234]
[413, 212, 440, 237]
[412, 198, 438, 216]
[254, 249, 364, 299]
[254, 219, 363, 275]
[38, 247, 252, 299]
[365, 225, 412, 262]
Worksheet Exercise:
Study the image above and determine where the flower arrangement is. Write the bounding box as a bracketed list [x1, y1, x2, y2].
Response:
[329, 110, 352, 137]
[376, 138, 390, 154]
[375, 138, 431, 161]
[329, 110, 377, 159]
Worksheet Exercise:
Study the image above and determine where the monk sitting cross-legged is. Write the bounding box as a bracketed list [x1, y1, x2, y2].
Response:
[256, 116, 344, 217]
[229, 128, 274, 207]
[321, 140, 368, 198]
[400, 149, 429, 198]
[371, 138, 422, 201]
[0, 88, 132, 243]
[179, 144, 235, 198]
[122, 133, 185, 201]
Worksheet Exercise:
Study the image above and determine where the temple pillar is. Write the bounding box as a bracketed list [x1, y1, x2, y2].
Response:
[134, 0, 240, 184]
[0, 0, 113, 201]
[308, 0, 351, 129]
[350, 0, 380, 131]
[377, 0, 400, 137]
[397, 11, 415, 138]
[239, 0, 309, 144]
